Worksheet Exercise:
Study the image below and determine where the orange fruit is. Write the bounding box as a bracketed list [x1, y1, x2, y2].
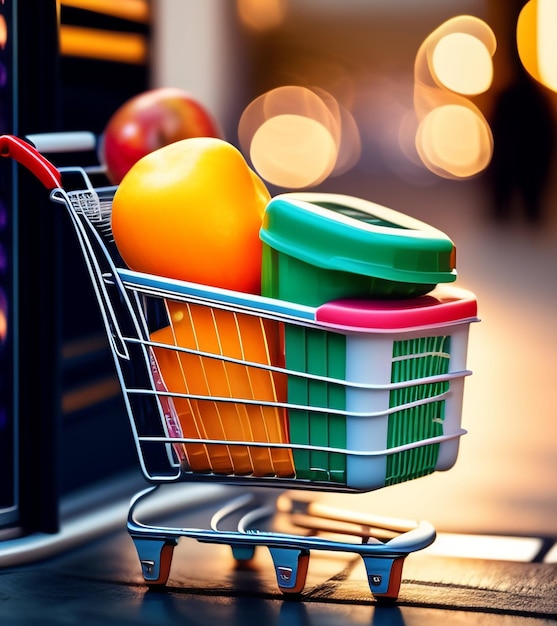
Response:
[111, 137, 270, 294]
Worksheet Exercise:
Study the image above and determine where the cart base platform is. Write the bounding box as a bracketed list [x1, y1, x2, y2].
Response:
[127, 485, 437, 600]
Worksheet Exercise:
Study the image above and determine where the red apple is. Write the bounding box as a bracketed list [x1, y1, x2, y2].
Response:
[100, 87, 222, 184]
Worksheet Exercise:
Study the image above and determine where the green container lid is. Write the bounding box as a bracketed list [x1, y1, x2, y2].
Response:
[260, 192, 457, 286]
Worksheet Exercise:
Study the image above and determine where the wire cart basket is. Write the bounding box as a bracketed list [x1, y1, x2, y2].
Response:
[0, 133, 479, 601]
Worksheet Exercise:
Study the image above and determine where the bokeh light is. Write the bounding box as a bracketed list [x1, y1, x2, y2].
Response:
[416, 104, 493, 179]
[517, 0, 557, 92]
[236, 0, 288, 32]
[431, 32, 494, 96]
[249, 114, 337, 188]
[414, 15, 495, 179]
[239, 85, 361, 188]
[0, 15, 6, 50]
[330, 101, 362, 176]
[0, 288, 6, 345]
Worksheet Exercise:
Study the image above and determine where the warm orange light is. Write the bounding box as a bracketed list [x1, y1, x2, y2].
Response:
[59, 25, 148, 64]
[239, 85, 360, 188]
[416, 104, 493, 179]
[239, 86, 332, 154]
[414, 15, 496, 179]
[0, 15, 6, 50]
[517, 1, 539, 81]
[249, 114, 338, 188]
[416, 16, 495, 97]
[331, 102, 362, 176]
[236, 0, 288, 32]
[61, 0, 149, 23]
[0, 289, 6, 344]
[517, 0, 557, 92]
[431, 32, 494, 96]
[535, 0, 557, 89]
[62, 377, 120, 414]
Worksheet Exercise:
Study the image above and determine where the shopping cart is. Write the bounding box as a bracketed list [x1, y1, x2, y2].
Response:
[0, 133, 478, 600]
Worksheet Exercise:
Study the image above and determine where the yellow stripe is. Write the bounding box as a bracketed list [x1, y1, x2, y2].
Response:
[60, 24, 148, 64]
[62, 377, 121, 414]
[60, 0, 150, 24]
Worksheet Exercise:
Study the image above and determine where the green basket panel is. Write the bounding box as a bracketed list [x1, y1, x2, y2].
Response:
[386, 335, 450, 485]
[286, 328, 452, 488]
[286, 326, 346, 482]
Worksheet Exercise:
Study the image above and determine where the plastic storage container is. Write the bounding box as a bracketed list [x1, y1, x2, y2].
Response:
[285, 285, 478, 490]
[260, 192, 457, 306]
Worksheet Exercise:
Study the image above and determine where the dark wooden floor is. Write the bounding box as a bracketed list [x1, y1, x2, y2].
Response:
[1, 489, 556, 626]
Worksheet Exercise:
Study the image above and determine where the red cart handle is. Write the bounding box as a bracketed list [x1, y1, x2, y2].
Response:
[0, 134, 62, 189]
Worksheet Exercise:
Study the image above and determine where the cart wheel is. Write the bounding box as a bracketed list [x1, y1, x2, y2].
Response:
[268, 547, 310, 594]
[131, 537, 178, 586]
[361, 555, 405, 601]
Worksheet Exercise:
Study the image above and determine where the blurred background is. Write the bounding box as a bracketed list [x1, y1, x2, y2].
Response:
[1, 0, 556, 546]
[150, 0, 557, 539]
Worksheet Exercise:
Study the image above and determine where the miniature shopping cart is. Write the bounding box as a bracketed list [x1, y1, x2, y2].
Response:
[0, 133, 478, 601]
